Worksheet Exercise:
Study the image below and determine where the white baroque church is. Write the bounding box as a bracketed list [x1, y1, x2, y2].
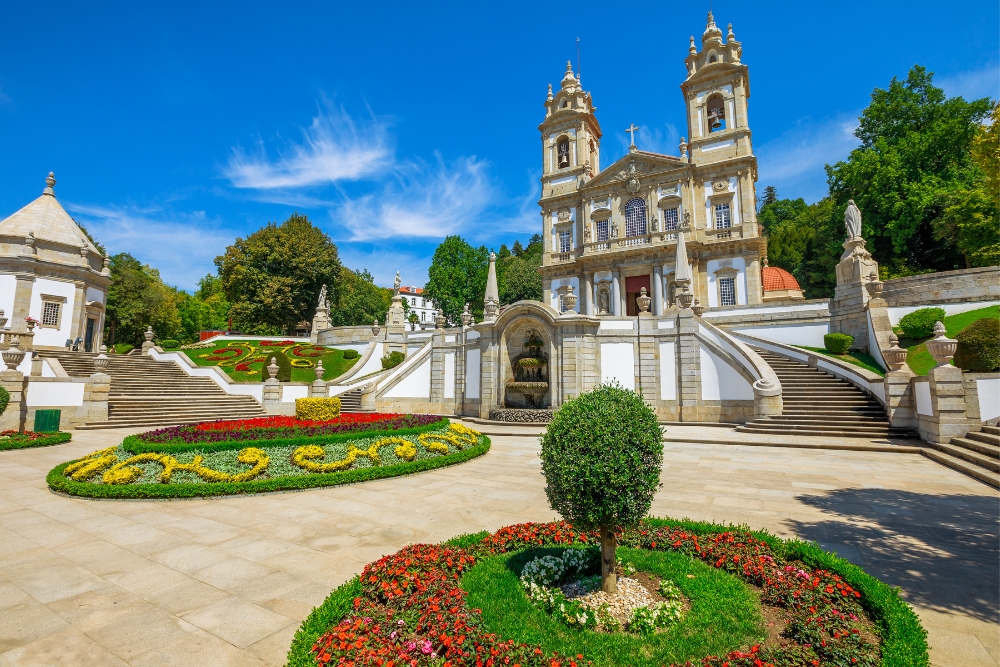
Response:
[538, 12, 772, 317]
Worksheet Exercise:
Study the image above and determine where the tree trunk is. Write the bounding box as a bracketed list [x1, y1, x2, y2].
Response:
[600, 526, 617, 594]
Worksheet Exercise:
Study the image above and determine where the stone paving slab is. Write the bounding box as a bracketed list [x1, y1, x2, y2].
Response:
[0, 426, 996, 666]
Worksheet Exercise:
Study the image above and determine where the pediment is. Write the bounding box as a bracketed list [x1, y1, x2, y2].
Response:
[583, 151, 686, 193]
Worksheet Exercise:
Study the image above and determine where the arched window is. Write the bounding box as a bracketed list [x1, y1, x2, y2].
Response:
[557, 138, 570, 168]
[707, 94, 726, 132]
[625, 198, 648, 237]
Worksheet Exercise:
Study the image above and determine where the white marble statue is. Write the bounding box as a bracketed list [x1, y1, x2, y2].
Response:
[845, 199, 863, 240]
[393, 271, 401, 296]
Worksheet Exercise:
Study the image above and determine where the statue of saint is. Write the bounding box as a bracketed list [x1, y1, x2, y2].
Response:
[393, 271, 402, 296]
[844, 199, 862, 240]
[598, 289, 609, 314]
[316, 284, 327, 310]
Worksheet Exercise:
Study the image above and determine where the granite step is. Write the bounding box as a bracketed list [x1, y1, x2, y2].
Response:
[919, 448, 1000, 488]
[965, 430, 1000, 447]
[925, 441, 1000, 472]
[982, 425, 1000, 436]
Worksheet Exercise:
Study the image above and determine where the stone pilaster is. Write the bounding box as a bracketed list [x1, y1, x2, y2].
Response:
[637, 314, 658, 404]
[11, 273, 34, 332]
[479, 332, 499, 419]
[919, 365, 972, 443]
[429, 331, 445, 403]
[583, 274, 593, 316]
[675, 309, 701, 421]
[262, 378, 282, 414]
[831, 238, 879, 353]
[71, 282, 87, 342]
[884, 369, 917, 430]
[85, 373, 110, 424]
[652, 266, 664, 316]
[0, 370, 26, 432]
[310, 379, 328, 398]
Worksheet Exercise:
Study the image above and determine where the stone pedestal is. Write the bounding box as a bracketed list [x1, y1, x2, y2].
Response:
[675, 309, 701, 421]
[0, 370, 25, 432]
[309, 379, 328, 399]
[920, 365, 971, 443]
[310, 311, 330, 344]
[262, 378, 282, 414]
[85, 373, 111, 424]
[752, 378, 782, 418]
[831, 238, 879, 353]
[883, 368, 916, 430]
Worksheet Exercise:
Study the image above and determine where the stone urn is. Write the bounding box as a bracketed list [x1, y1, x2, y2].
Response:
[677, 289, 694, 309]
[0, 309, 7, 329]
[314, 360, 325, 382]
[25, 318, 36, 333]
[865, 271, 884, 301]
[562, 286, 577, 314]
[925, 321, 957, 367]
[460, 303, 473, 328]
[691, 297, 704, 317]
[93, 352, 110, 373]
[636, 287, 651, 313]
[143, 326, 154, 343]
[2, 345, 25, 372]
[882, 332, 908, 372]
[266, 357, 279, 381]
[435, 309, 446, 329]
[371, 319, 380, 337]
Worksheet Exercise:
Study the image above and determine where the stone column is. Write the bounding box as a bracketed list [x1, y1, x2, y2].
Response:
[637, 314, 657, 404]
[0, 369, 25, 432]
[612, 272, 622, 316]
[72, 282, 87, 343]
[583, 274, 594, 316]
[675, 308, 701, 421]
[652, 266, 663, 316]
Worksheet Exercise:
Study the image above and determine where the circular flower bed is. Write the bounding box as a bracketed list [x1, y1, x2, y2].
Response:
[0, 430, 72, 451]
[47, 416, 489, 499]
[287, 521, 928, 667]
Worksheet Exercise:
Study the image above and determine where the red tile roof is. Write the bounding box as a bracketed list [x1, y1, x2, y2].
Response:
[762, 266, 801, 291]
[400, 286, 423, 295]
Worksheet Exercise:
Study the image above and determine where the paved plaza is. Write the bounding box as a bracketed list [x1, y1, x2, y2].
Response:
[0, 426, 997, 667]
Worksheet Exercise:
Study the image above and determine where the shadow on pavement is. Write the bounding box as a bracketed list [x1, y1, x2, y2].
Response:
[786, 487, 999, 623]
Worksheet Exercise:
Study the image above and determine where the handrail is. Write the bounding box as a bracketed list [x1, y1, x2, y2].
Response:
[697, 318, 782, 395]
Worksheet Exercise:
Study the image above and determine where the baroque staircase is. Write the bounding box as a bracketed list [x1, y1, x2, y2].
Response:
[738, 349, 914, 439]
[40, 351, 265, 429]
[920, 425, 1000, 488]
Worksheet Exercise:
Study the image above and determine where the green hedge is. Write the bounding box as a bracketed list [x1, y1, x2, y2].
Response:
[343, 349, 360, 360]
[824, 332, 854, 354]
[159, 339, 180, 349]
[954, 318, 1000, 372]
[899, 307, 946, 339]
[47, 435, 489, 500]
[0, 431, 72, 451]
[381, 351, 405, 370]
[124, 418, 449, 454]
[286, 516, 928, 667]
[0, 386, 8, 415]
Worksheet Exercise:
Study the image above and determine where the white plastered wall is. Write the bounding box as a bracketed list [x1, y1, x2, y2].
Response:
[465, 349, 481, 399]
[659, 342, 676, 400]
[705, 257, 747, 308]
[30, 278, 76, 348]
[0, 274, 16, 320]
[600, 342, 634, 390]
[384, 354, 431, 399]
[699, 347, 753, 401]
[730, 323, 830, 347]
[444, 352, 455, 399]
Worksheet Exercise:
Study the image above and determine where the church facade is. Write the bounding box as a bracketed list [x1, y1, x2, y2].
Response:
[538, 12, 765, 317]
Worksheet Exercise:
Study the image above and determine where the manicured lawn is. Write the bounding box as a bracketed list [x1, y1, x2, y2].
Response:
[179, 340, 359, 382]
[463, 547, 764, 667]
[897, 305, 1000, 375]
[795, 345, 886, 376]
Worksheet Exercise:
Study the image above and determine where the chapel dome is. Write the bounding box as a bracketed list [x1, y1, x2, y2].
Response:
[762, 265, 801, 292]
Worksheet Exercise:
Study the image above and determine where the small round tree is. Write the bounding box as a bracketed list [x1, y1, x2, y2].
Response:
[540, 383, 663, 593]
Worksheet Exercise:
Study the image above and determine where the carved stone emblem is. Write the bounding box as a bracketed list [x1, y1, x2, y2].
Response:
[611, 159, 654, 194]
[712, 179, 729, 193]
[557, 207, 571, 223]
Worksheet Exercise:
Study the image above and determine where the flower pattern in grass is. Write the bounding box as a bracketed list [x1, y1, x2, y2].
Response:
[310, 521, 881, 667]
[137, 413, 440, 444]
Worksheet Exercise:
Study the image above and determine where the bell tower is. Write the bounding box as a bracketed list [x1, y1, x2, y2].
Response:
[539, 62, 602, 195]
[680, 12, 753, 166]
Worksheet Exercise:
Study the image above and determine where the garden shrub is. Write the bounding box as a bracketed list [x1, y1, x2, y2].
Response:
[381, 351, 405, 370]
[159, 339, 180, 349]
[540, 383, 663, 593]
[0, 430, 71, 451]
[823, 332, 854, 354]
[0, 386, 8, 415]
[954, 318, 1000, 372]
[295, 397, 342, 421]
[114, 343, 134, 354]
[343, 349, 359, 360]
[899, 307, 946, 339]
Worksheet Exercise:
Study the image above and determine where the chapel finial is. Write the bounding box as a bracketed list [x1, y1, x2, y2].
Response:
[43, 171, 56, 196]
[547, 83, 553, 101]
[689, 36, 697, 55]
[702, 10, 723, 44]
[727, 23, 735, 41]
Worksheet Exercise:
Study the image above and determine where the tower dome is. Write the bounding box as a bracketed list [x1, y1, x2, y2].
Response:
[761, 263, 805, 301]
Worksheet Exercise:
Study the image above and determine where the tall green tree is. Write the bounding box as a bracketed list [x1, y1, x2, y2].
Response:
[498, 236, 543, 304]
[757, 185, 778, 212]
[175, 274, 231, 343]
[826, 65, 992, 273]
[104, 253, 181, 346]
[423, 236, 489, 323]
[330, 267, 393, 327]
[215, 213, 342, 334]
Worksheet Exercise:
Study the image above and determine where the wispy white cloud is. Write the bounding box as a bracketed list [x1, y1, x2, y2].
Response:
[938, 62, 999, 102]
[333, 154, 495, 242]
[756, 114, 860, 202]
[223, 101, 393, 190]
[615, 123, 682, 158]
[66, 202, 235, 291]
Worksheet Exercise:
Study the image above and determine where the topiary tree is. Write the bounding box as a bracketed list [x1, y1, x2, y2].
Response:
[540, 383, 663, 593]
[954, 318, 1000, 372]
[899, 307, 946, 339]
[381, 351, 405, 370]
[0, 386, 8, 416]
[824, 333, 854, 354]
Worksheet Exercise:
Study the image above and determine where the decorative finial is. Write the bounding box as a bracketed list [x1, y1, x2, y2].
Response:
[763, 256, 769, 267]
[43, 172, 56, 196]
[679, 136, 688, 158]
[547, 83, 553, 101]
[707, 10, 715, 27]
[727, 23, 735, 40]
[689, 36, 697, 55]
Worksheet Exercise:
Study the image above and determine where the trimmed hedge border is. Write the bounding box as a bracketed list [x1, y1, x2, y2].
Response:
[0, 432, 72, 451]
[123, 418, 450, 455]
[47, 432, 490, 500]
[286, 517, 928, 667]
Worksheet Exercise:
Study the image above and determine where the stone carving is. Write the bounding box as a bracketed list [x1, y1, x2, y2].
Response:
[562, 286, 577, 314]
[597, 287, 610, 315]
[679, 137, 688, 158]
[584, 225, 591, 242]
[682, 210, 692, 228]
[435, 309, 446, 329]
[144, 326, 154, 343]
[883, 332, 908, 372]
[371, 319, 380, 337]
[488, 408, 554, 423]
[393, 271, 402, 296]
[610, 160, 654, 194]
[712, 179, 728, 193]
[1, 344, 25, 372]
[865, 271, 884, 301]
[316, 285, 328, 310]
[0, 309, 6, 329]
[611, 221, 619, 238]
[266, 357, 279, 380]
[844, 199, 863, 240]
[636, 287, 651, 313]
[691, 297, 704, 316]
[557, 207, 571, 222]
[314, 360, 325, 382]
[93, 351, 109, 373]
[24, 232, 35, 253]
[926, 322, 957, 367]
[460, 303, 473, 328]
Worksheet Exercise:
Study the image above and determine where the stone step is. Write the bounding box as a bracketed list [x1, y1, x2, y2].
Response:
[766, 416, 891, 425]
[947, 436, 1000, 460]
[738, 423, 892, 436]
[920, 449, 1000, 488]
[983, 425, 1000, 436]
[966, 430, 1000, 447]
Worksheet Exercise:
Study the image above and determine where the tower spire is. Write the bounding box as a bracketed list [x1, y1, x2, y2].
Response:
[483, 251, 499, 321]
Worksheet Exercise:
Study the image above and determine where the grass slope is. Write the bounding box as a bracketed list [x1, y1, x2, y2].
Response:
[898, 305, 1000, 375]
[180, 340, 359, 382]
[795, 346, 886, 376]
[464, 547, 765, 667]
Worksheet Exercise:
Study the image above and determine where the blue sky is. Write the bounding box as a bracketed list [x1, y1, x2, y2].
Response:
[1, 1, 996, 292]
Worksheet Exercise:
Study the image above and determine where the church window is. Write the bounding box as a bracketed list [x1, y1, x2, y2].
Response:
[625, 198, 648, 237]
[714, 203, 732, 229]
[596, 220, 609, 242]
[41, 301, 61, 327]
[719, 277, 736, 306]
[706, 94, 726, 132]
[663, 207, 679, 231]
[559, 230, 572, 253]
[557, 138, 570, 168]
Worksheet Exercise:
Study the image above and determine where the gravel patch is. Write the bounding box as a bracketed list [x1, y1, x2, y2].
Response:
[560, 577, 659, 626]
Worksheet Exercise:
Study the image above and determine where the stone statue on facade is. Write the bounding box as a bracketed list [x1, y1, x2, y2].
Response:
[844, 199, 863, 240]
[316, 285, 328, 311]
[393, 271, 402, 296]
